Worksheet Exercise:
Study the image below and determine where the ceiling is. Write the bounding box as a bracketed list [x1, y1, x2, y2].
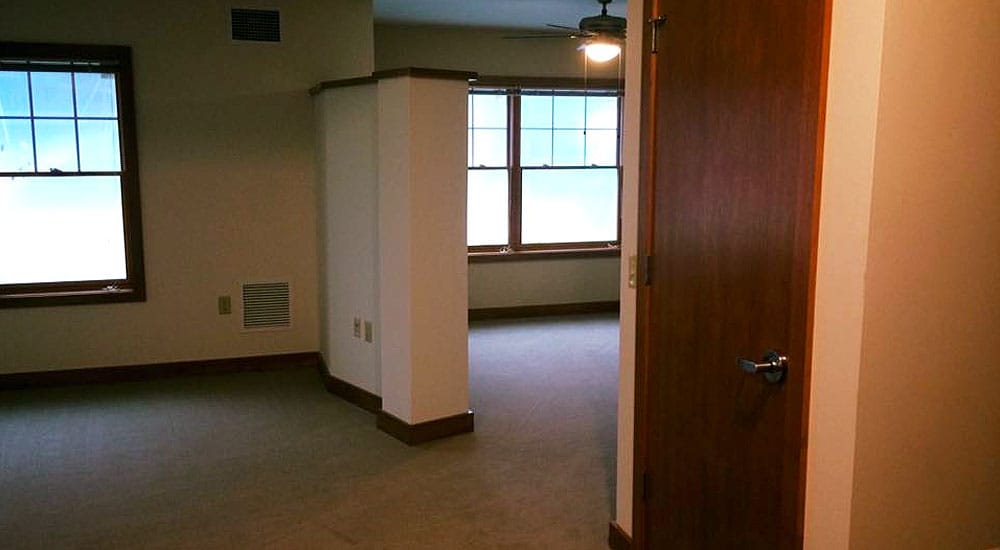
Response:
[373, 0, 627, 30]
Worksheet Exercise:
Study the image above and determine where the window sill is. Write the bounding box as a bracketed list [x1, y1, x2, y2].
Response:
[468, 247, 621, 263]
[0, 286, 145, 309]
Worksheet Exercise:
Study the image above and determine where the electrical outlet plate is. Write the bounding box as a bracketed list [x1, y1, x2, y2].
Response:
[353, 317, 362, 338]
[364, 321, 373, 343]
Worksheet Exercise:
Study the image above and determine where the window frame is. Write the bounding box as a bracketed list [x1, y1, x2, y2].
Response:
[468, 78, 623, 261]
[0, 42, 145, 308]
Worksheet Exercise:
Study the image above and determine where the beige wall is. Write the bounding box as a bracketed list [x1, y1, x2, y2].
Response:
[850, 1, 1000, 547]
[468, 257, 619, 309]
[0, 0, 374, 373]
[375, 24, 621, 79]
[376, 23, 623, 309]
[316, 83, 381, 395]
[613, 0, 643, 535]
[804, 0, 887, 547]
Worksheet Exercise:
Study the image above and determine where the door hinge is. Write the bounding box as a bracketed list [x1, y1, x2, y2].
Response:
[648, 15, 667, 54]
[641, 255, 652, 286]
[642, 471, 650, 500]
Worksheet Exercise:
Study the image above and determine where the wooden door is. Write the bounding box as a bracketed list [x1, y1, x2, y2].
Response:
[633, 1, 830, 548]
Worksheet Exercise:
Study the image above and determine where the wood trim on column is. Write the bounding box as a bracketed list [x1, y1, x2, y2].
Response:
[0, 352, 321, 391]
[608, 522, 633, 550]
[309, 75, 377, 95]
[376, 409, 475, 446]
[474, 75, 625, 90]
[372, 67, 478, 81]
[311, 68, 478, 97]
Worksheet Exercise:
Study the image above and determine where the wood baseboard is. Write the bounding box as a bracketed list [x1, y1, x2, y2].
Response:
[469, 300, 620, 321]
[316, 361, 382, 414]
[0, 352, 320, 391]
[608, 522, 632, 550]
[376, 409, 474, 445]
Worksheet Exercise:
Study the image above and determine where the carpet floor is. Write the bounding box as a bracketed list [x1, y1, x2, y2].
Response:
[0, 313, 619, 549]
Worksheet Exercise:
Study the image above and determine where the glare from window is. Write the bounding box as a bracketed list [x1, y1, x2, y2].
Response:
[467, 169, 509, 246]
[586, 129, 617, 166]
[468, 93, 510, 245]
[0, 176, 127, 284]
[470, 129, 506, 167]
[521, 168, 618, 244]
[470, 94, 506, 128]
[468, 93, 507, 168]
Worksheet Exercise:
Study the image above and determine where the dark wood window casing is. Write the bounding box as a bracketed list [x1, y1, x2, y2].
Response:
[0, 42, 145, 308]
[468, 77, 623, 262]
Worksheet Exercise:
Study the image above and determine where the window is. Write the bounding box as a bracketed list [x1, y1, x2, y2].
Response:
[467, 83, 621, 257]
[0, 42, 144, 307]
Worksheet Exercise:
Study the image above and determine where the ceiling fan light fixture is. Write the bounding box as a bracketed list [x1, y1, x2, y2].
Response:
[582, 40, 621, 63]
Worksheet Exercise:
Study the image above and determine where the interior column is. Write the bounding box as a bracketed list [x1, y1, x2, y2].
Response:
[376, 69, 475, 444]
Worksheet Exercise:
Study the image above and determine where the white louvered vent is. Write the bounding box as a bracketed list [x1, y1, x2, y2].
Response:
[242, 281, 291, 330]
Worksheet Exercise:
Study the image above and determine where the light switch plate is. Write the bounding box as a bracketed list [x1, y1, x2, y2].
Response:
[364, 321, 373, 343]
[218, 295, 232, 315]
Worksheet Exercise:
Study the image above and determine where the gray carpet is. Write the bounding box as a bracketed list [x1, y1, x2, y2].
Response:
[0, 314, 619, 549]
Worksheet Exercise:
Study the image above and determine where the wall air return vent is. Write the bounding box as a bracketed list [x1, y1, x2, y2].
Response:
[242, 281, 291, 330]
[231, 8, 281, 42]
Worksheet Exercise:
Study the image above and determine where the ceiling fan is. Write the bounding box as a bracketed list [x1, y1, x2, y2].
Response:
[504, 0, 626, 62]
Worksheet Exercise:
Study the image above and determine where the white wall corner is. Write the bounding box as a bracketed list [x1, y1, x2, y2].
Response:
[803, 0, 887, 548]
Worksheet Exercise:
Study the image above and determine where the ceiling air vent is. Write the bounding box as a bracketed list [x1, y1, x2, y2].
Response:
[242, 281, 290, 330]
[231, 8, 281, 42]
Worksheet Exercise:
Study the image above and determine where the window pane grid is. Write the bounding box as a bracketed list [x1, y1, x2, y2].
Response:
[467, 168, 509, 247]
[467, 86, 621, 250]
[0, 115, 117, 120]
[1, 43, 143, 307]
[26, 69, 38, 171]
[518, 92, 620, 168]
[71, 72, 82, 172]
[467, 93, 507, 168]
[1, 69, 121, 175]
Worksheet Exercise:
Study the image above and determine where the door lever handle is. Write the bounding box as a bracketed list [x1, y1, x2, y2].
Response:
[737, 350, 787, 384]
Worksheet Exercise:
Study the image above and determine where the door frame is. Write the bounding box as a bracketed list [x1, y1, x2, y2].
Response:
[630, 0, 834, 546]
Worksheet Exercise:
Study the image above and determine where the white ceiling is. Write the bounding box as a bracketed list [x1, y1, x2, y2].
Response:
[374, 0, 627, 30]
